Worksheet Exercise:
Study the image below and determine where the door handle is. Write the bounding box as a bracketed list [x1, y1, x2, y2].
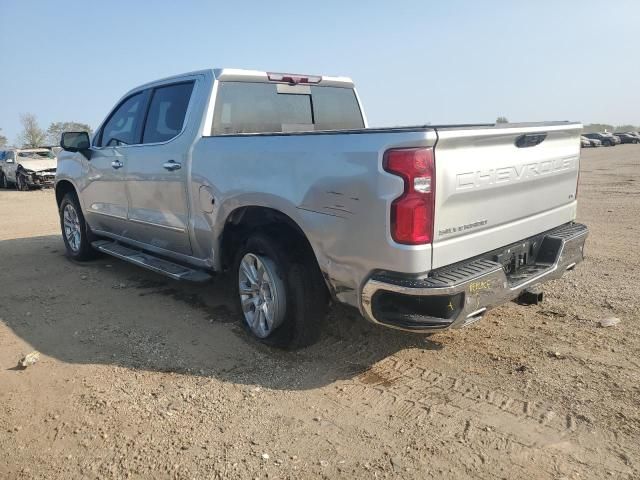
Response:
[163, 160, 182, 171]
[111, 160, 123, 169]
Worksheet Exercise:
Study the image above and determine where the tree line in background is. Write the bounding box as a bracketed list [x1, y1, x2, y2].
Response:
[495, 117, 640, 133]
[581, 123, 640, 134]
[0, 114, 92, 149]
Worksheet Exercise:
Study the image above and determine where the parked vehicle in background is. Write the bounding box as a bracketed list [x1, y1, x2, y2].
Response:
[584, 132, 618, 147]
[581, 135, 601, 147]
[55, 68, 588, 348]
[614, 132, 640, 144]
[0, 147, 57, 190]
[606, 133, 622, 145]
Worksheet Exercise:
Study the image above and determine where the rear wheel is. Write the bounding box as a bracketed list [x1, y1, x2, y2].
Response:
[59, 193, 97, 261]
[233, 232, 328, 349]
[238, 252, 287, 339]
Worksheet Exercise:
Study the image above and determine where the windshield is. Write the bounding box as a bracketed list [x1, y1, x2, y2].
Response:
[17, 150, 55, 159]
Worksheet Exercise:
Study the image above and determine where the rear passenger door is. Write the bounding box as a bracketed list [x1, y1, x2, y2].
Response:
[123, 80, 196, 256]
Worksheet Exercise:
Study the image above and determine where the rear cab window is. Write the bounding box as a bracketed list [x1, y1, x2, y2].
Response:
[212, 82, 364, 135]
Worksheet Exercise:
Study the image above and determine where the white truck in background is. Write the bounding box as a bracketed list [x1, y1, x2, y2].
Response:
[55, 68, 588, 348]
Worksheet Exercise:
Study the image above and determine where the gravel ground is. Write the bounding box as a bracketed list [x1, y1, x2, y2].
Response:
[0, 145, 639, 479]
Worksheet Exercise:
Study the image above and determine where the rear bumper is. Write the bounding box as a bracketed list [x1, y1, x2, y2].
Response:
[361, 222, 588, 332]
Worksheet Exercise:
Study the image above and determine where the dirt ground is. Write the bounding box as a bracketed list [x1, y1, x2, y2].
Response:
[0, 145, 638, 480]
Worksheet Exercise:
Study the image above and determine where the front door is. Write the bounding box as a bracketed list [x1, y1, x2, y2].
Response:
[122, 81, 195, 256]
[83, 90, 148, 237]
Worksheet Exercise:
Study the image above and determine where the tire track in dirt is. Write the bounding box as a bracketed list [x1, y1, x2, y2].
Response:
[323, 355, 631, 477]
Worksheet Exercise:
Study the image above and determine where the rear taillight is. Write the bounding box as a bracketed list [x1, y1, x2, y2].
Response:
[383, 147, 435, 245]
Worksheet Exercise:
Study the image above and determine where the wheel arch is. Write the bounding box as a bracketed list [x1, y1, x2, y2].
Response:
[219, 205, 331, 295]
[55, 179, 79, 208]
[220, 206, 313, 266]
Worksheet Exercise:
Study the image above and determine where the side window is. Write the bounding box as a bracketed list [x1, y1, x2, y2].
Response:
[99, 92, 146, 147]
[142, 82, 194, 144]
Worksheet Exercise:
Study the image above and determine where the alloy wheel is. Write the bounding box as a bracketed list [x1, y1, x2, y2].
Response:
[238, 253, 285, 338]
[63, 204, 82, 253]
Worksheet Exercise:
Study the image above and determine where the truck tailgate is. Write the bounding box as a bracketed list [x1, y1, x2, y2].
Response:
[431, 123, 582, 269]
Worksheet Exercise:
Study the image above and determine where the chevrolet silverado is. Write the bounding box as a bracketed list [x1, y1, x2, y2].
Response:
[55, 68, 588, 348]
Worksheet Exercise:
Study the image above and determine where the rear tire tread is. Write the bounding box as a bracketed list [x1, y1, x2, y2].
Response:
[233, 229, 328, 349]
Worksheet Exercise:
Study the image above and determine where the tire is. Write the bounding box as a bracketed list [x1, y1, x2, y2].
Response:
[15, 172, 29, 191]
[59, 192, 97, 261]
[233, 231, 329, 349]
[0, 171, 7, 189]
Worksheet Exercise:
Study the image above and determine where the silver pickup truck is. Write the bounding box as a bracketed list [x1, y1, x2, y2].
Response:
[56, 68, 588, 348]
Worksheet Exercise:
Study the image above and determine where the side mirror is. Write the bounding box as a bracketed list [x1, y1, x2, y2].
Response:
[61, 131, 92, 159]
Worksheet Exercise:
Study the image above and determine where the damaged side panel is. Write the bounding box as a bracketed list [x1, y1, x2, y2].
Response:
[190, 129, 437, 311]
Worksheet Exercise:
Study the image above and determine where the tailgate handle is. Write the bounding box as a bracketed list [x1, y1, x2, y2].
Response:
[515, 133, 547, 148]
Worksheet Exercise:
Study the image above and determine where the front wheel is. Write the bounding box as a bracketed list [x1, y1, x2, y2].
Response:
[0, 171, 7, 189]
[59, 193, 97, 261]
[15, 172, 29, 191]
[233, 232, 328, 349]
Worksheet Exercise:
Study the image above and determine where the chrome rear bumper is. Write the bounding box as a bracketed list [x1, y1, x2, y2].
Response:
[361, 223, 588, 332]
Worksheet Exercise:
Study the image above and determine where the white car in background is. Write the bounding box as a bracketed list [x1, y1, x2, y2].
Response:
[0, 148, 57, 190]
[581, 135, 601, 147]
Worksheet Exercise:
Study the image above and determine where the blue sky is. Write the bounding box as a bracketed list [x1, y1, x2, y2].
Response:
[1, 0, 638, 144]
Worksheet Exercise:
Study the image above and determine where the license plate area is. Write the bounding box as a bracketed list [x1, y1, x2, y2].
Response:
[492, 239, 540, 275]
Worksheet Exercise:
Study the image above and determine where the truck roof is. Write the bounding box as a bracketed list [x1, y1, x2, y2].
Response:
[134, 68, 355, 90]
[213, 68, 355, 88]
